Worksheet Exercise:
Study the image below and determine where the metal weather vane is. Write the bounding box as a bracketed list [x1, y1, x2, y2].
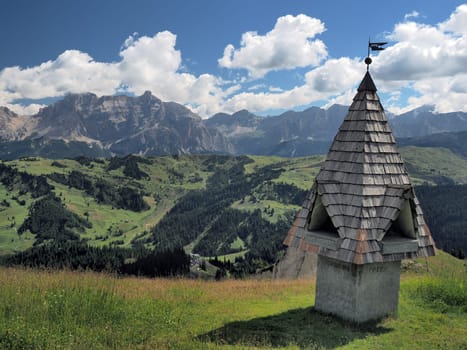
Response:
[365, 39, 387, 70]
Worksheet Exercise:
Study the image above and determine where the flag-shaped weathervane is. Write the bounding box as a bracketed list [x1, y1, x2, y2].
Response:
[365, 40, 387, 70]
[369, 41, 387, 51]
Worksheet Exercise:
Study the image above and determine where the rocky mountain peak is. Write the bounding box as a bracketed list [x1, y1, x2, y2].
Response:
[138, 90, 161, 104]
[141, 90, 153, 98]
[61, 92, 99, 108]
[0, 92, 233, 157]
[0, 107, 37, 141]
[0, 106, 17, 117]
[1, 95, 467, 159]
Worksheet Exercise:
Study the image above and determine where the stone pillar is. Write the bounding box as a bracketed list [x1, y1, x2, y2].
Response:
[314, 255, 401, 322]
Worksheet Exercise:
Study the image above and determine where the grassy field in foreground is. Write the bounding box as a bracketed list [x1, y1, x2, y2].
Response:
[0, 251, 466, 349]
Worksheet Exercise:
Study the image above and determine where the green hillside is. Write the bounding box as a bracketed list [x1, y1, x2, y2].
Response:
[0, 150, 466, 349]
[1, 147, 467, 266]
[400, 146, 467, 185]
[0, 155, 314, 257]
[0, 250, 465, 349]
[0, 155, 214, 254]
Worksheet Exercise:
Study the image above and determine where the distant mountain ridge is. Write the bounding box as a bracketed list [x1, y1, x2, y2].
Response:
[391, 105, 467, 138]
[397, 130, 467, 158]
[207, 104, 467, 157]
[206, 105, 348, 156]
[0, 92, 233, 159]
[1, 93, 467, 159]
[0, 107, 37, 141]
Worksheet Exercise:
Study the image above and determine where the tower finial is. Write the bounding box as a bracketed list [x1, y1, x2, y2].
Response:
[366, 39, 387, 71]
[365, 57, 372, 71]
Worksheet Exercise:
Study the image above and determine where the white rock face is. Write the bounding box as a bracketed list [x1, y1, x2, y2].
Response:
[0, 92, 233, 157]
[0, 107, 38, 141]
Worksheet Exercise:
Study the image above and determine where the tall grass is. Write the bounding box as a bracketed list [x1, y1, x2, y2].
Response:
[0, 269, 126, 349]
[401, 252, 466, 314]
[410, 276, 466, 313]
[0, 268, 313, 349]
[0, 252, 466, 349]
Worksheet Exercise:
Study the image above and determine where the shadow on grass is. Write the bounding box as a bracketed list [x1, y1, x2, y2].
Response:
[198, 307, 392, 349]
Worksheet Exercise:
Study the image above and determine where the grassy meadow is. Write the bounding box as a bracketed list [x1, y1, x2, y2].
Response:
[0, 156, 211, 253]
[1, 152, 466, 348]
[1, 149, 467, 256]
[400, 146, 467, 185]
[0, 251, 465, 350]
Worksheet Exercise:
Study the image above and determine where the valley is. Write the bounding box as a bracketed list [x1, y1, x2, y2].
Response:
[1, 147, 466, 275]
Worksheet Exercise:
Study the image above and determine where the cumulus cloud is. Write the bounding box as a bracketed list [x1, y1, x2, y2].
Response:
[221, 87, 313, 113]
[0, 15, 331, 118]
[440, 3, 467, 34]
[217, 4, 467, 115]
[322, 89, 358, 109]
[218, 14, 327, 78]
[373, 4, 467, 113]
[220, 57, 364, 113]
[3, 6, 467, 118]
[305, 57, 363, 93]
[119, 31, 182, 95]
[0, 31, 224, 117]
[0, 50, 119, 101]
[393, 74, 467, 113]
[374, 22, 464, 81]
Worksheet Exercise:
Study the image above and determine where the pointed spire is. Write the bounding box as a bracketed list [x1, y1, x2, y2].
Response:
[357, 71, 377, 92]
[283, 69, 436, 265]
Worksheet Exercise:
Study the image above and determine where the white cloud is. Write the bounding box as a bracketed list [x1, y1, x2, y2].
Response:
[248, 84, 266, 91]
[119, 31, 182, 95]
[0, 50, 120, 102]
[221, 87, 312, 113]
[121, 32, 139, 50]
[440, 4, 467, 34]
[269, 86, 283, 92]
[404, 11, 420, 21]
[220, 57, 364, 113]
[322, 89, 356, 109]
[3, 6, 467, 119]
[305, 57, 364, 93]
[399, 74, 467, 113]
[218, 14, 327, 78]
[5, 103, 47, 116]
[0, 22, 333, 118]
[372, 4, 467, 113]
[227, 4, 467, 116]
[0, 31, 224, 117]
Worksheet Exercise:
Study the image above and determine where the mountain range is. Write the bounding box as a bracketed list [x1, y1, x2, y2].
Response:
[1, 92, 467, 159]
[0, 92, 232, 159]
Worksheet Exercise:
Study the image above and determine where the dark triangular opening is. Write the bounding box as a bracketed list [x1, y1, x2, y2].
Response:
[307, 195, 339, 236]
[384, 199, 417, 239]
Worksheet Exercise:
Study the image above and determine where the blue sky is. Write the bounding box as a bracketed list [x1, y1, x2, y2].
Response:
[1, 0, 466, 117]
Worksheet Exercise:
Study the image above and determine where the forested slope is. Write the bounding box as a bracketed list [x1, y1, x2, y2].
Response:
[0, 149, 466, 275]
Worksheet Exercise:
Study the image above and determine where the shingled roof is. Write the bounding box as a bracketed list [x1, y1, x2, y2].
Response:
[284, 71, 436, 264]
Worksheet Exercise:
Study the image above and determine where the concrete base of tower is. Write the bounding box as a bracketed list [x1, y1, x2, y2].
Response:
[314, 255, 401, 323]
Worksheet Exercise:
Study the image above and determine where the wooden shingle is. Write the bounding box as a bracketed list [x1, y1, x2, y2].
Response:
[283, 71, 436, 264]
